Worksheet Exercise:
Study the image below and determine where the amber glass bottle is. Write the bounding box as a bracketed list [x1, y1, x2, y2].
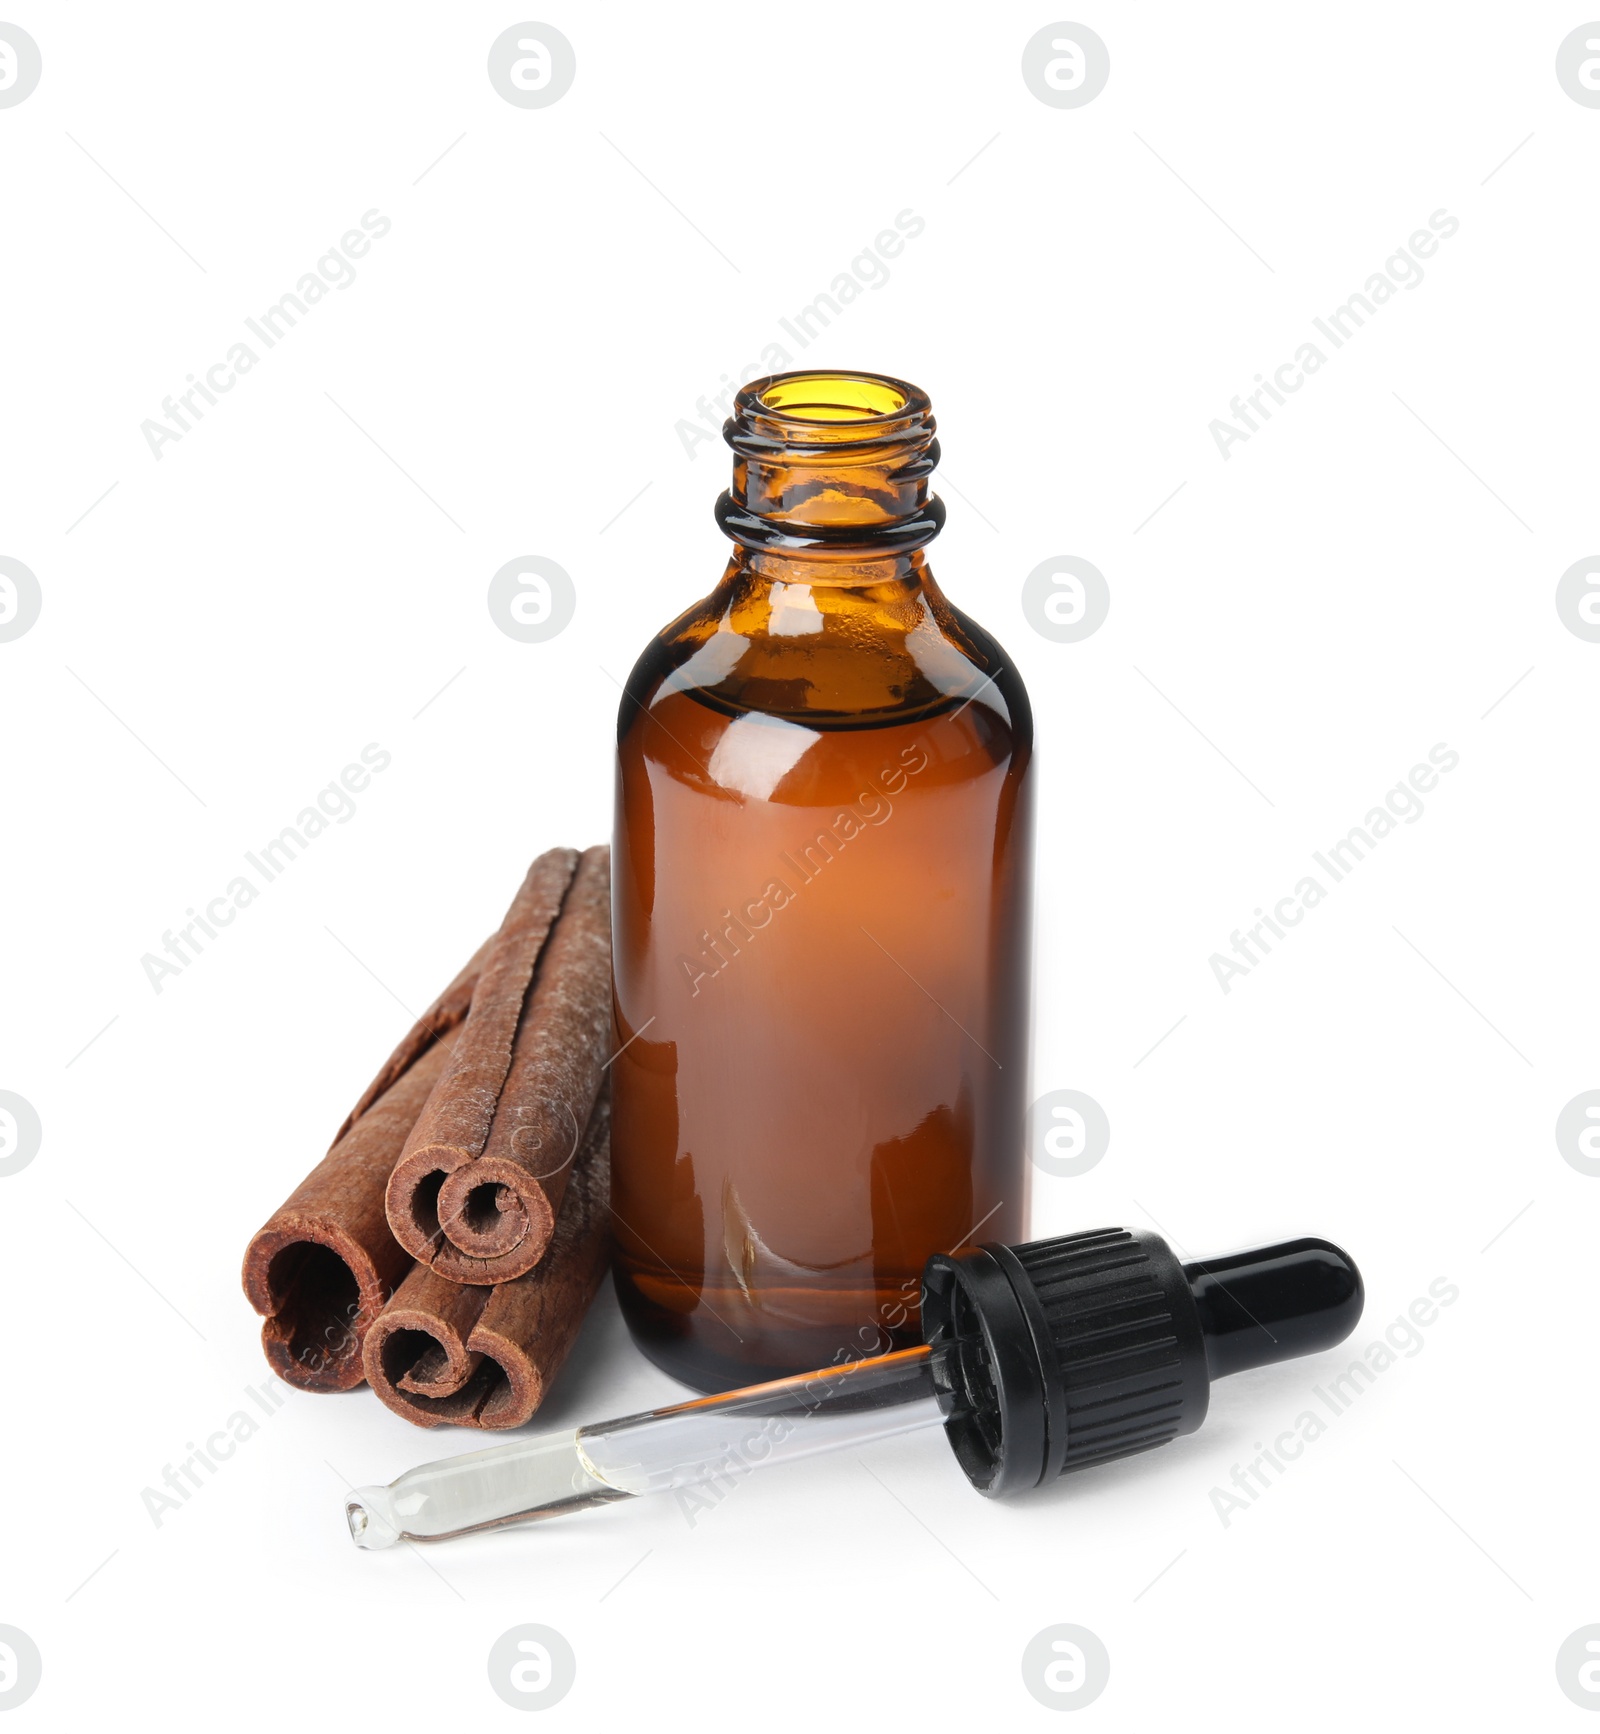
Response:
[611, 371, 1033, 1390]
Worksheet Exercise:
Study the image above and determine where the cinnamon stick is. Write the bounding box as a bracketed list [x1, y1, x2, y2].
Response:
[242, 1036, 453, 1391]
[242, 915, 499, 1389]
[364, 1090, 611, 1428]
[386, 845, 612, 1283]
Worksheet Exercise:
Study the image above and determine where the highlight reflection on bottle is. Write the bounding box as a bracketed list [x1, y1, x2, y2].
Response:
[612, 372, 1033, 1391]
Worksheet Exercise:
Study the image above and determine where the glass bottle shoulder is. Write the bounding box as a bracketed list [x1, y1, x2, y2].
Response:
[617, 563, 1033, 752]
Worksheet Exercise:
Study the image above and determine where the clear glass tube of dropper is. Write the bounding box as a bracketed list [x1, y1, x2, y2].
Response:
[345, 1346, 942, 1548]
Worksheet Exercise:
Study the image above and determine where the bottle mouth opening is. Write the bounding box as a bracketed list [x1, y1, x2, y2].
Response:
[734, 370, 932, 446]
[754, 372, 910, 424]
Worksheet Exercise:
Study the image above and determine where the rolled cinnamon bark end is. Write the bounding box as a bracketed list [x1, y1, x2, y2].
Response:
[424, 1155, 557, 1283]
[385, 847, 580, 1268]
[364, 1091, 611, 1429]
[363, 1265, 492, 1418]
[387, 845, 612, 1282]
[243, 1037, 452, 1390]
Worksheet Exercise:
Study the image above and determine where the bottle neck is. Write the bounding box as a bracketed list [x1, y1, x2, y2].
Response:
[733, 546, 929, 593]
[715, 371, 944, 560]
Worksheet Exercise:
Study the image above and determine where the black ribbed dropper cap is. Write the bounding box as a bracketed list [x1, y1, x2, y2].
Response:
[919, 1227, 1362, 1496]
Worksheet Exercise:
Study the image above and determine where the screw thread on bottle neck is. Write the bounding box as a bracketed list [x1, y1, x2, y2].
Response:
[716, 370, 944, 557]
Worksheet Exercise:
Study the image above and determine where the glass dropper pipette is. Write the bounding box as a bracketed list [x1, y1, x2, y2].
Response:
[347, 1342, 939, 1547]
[346, 1226, 1363, 1549]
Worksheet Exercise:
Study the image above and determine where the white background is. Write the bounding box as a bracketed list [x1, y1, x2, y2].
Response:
[2, 2, 1596, 1726]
